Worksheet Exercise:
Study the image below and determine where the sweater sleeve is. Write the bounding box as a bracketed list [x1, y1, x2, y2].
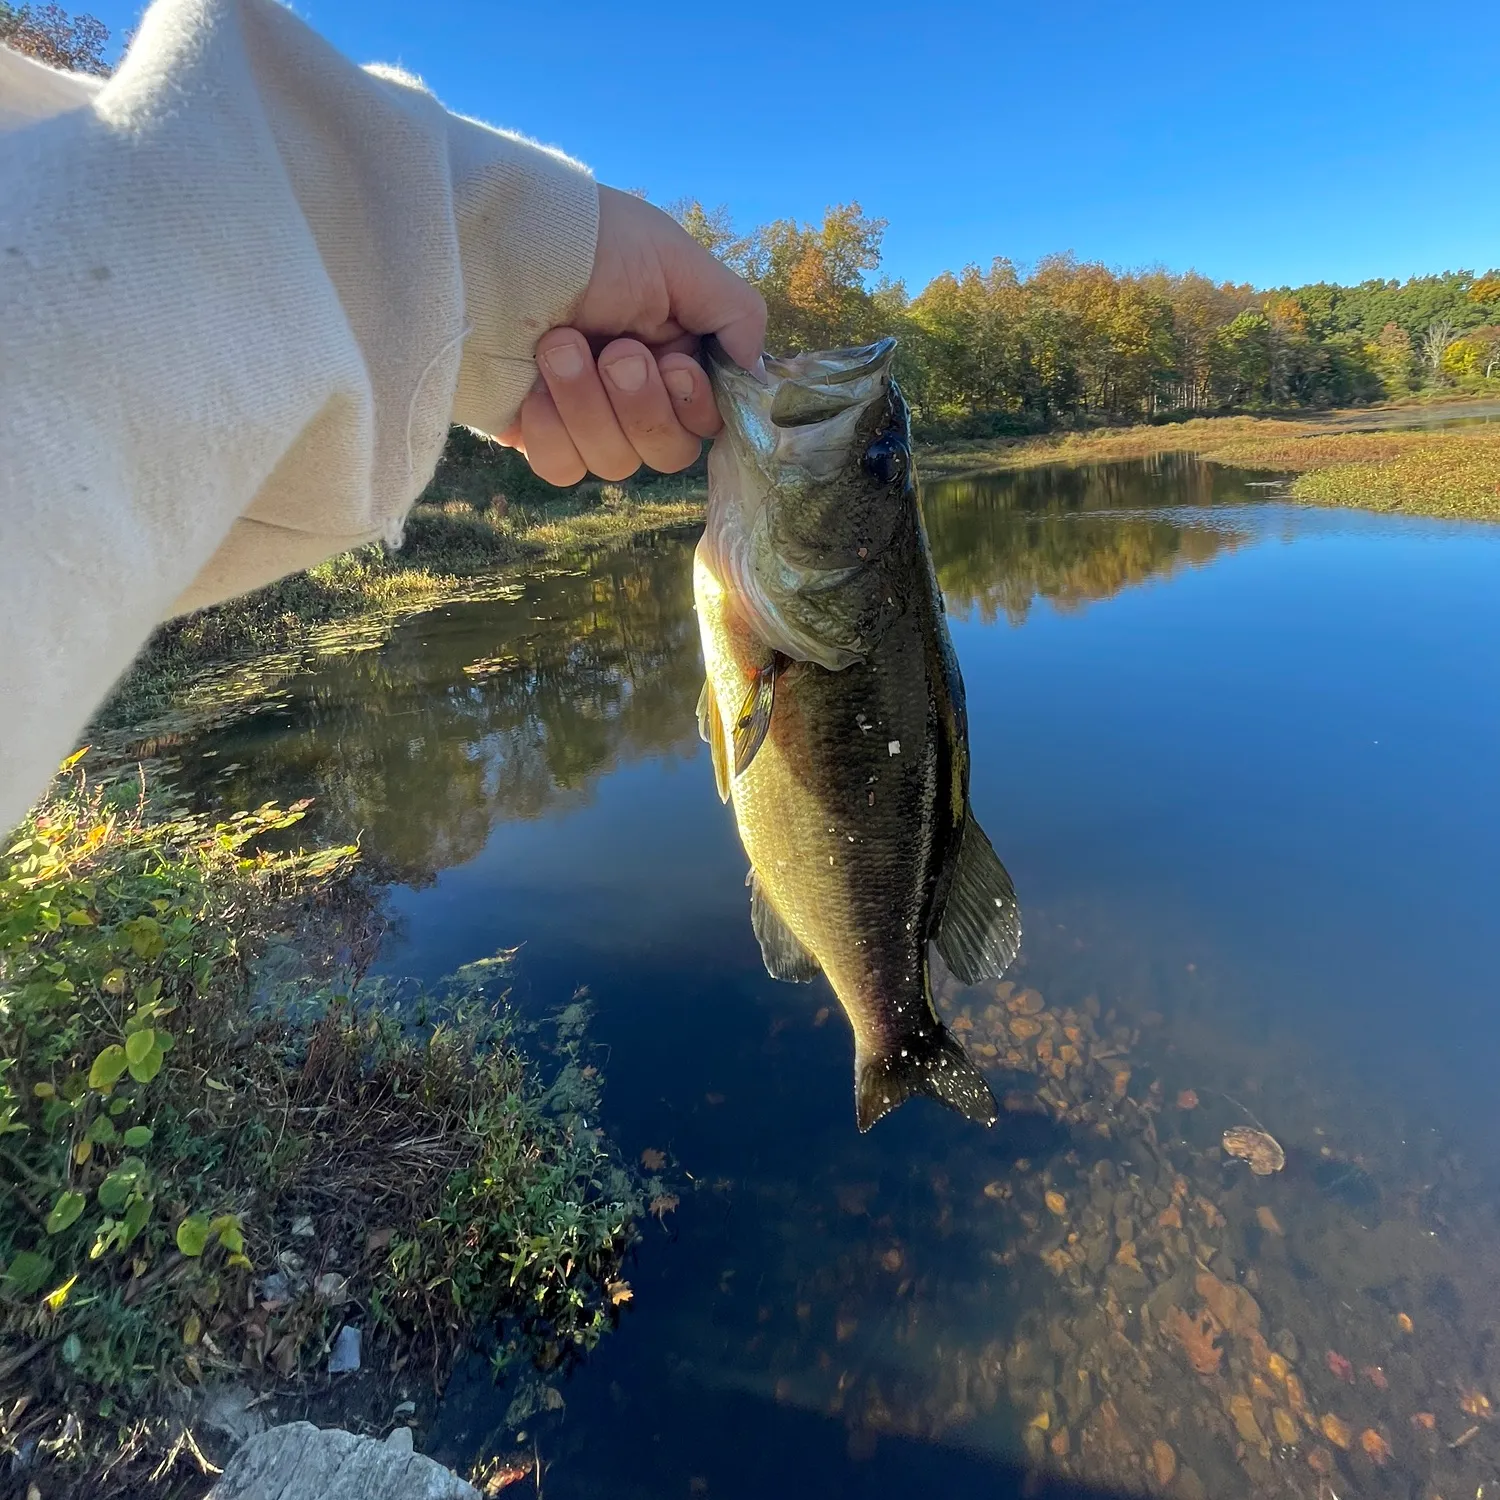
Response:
[0, 0, 598, 835]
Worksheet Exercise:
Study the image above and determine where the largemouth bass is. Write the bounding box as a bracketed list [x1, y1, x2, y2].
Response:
[694, 338, 1021, 1131]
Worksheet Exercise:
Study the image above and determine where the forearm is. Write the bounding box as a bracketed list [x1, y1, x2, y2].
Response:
[0, 0, 597, 833]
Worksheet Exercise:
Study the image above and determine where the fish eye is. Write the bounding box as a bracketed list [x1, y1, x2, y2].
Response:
[862, 436, 907, 487]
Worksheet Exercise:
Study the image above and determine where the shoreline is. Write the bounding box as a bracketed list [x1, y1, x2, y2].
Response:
[94, 396, 1500, 759]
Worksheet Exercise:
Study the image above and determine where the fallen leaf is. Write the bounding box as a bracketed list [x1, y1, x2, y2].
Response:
[1230, 1394, 1265, 1449]
[1284, 1373, 1309, 1419]
[982, 1180, 1011, 1201]
[1151, 1439, 1176, 1486]
[1325, 1350, 1354, 1383]
[1196, 1271, 1260, 1336]
[1115, 1241, 1141, 1272]
[483, 1463, 534, 1496]
[1176, 1089, 1199, 1110]
[1320, 1413, 1352, 1450]
[1010, 1017, 1042, 1041]
[649, 1194, 679, 1220]
[1223, 1125, 1285, 1175]
[1459, 1387, 1493, 1418]
[1044, 1190, 1066, 1217]
[1359, 1429, 1392, 1465]
[1255, 1206, 1284, 1235]
[1272, 1407, 1298, 1444]
[366, 1227, 394, 1254]
[607, 1280, 633, 1305]
[879, 1247, 904, 1273]
[1156, 1204, 1182, 1230]
[1306, 1446, 1334, 1475]
[1196, 1197, 1225, 1229]
[1266, 1352, 1289, 1383]
[1396, 1311, 1414, 1334]
[1112, 1069, 1131, 1098]
[1048, 1428, 1070, 1457]
[1411, 1412, 1436, 1431]
[640, 1148, 667, 1171]
[1362, 1365, 1388, 1390]
[1042, 1248, 1071, 1276]
[1166, 1306, 1222, 1375]
[1028, 1410, 1050, 1431]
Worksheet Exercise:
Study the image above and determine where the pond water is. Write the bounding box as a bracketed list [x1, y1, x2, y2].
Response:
[180, 455, 1500, 1500]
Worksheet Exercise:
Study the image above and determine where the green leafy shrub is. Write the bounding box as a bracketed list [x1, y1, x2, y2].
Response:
[0, 762, 643, 1487]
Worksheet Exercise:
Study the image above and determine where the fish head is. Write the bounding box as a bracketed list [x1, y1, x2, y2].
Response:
[703, 338, 914, 670]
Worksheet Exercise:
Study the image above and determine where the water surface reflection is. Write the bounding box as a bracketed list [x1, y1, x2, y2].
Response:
[173, 458, 1500, 1500]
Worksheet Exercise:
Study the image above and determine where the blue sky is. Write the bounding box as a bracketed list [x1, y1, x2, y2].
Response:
[90, 0, 1500, 294]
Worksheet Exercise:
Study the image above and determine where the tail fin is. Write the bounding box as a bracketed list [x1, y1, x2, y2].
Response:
[855, 1025, 997, 1133]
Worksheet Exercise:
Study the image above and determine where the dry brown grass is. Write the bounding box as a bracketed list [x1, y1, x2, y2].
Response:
[920, 414, 1500, 521]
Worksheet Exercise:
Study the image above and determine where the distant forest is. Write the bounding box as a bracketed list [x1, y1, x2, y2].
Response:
[6, 4, 1496, 437]
[675, 202, 1500, 435]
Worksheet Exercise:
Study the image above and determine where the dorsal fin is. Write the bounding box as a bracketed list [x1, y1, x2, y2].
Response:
[934, 812, 1021, 984]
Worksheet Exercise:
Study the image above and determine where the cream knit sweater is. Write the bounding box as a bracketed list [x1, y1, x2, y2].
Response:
[0, 0, 599, 834]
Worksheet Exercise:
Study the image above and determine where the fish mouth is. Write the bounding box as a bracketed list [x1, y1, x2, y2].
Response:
[704, 336, 897, 434]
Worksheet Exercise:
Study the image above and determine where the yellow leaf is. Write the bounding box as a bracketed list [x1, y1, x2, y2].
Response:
[607, 1280, 633, 1305]
[73, 1139, 92, 1166]
[43, 1274, 79, 1312]
[183, 1312, 202, 1346]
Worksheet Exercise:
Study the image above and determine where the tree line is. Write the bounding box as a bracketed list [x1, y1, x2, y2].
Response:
[674, 202, 1500, 435]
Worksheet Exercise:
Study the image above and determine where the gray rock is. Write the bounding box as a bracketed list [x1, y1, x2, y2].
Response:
[207, 1422, 478, 1500]
[328, 1325, 361, 1374]
[198, 1384, 269, 1446]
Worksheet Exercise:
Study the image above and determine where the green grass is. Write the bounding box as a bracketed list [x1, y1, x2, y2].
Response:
[0, 759, 647, 1492]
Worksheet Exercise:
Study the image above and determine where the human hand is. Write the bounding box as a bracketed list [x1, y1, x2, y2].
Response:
[499, 186, 766, 485]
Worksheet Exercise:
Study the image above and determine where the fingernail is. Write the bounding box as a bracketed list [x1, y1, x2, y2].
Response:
[542, 342, 585, 380]
[664, 368, 697, 400]
[604, 354, 648, 393]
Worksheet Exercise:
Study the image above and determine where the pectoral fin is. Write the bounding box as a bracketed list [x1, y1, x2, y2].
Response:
[732, 655, 783, 778]
[934, 812, 1021, 985]
[749, 872, 820, 983]
[697, 679, 730, 804]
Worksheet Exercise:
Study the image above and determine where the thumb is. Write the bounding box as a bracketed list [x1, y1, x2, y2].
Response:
[662, 233, 767, 373]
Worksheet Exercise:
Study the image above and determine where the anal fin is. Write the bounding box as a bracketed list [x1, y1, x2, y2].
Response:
[934, 812, 1021, 985]
[855, 1023, 997, 1133]
[749, 872, 820, 983]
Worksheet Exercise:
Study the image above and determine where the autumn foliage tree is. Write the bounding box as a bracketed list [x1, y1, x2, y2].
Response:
[0, 1, 109, 72]
[675, 197, 1498, 432]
